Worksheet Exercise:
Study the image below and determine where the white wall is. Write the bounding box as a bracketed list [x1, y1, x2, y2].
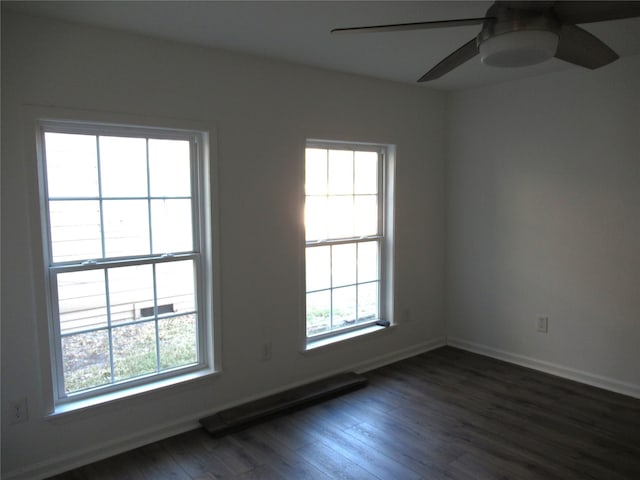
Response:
[1, 12, 447, 478]
[446, 55, 640, 395]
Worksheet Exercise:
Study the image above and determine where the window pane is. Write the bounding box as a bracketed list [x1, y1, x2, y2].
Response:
[306, 246, 330, 292]
[62, 329, 111, 394]
[358, 242, 379, 283]
[332, 243, 356, 287]
[305, 196, 328, 241]
[107, 265, 154, 325]
[151, 199, 193, 254]
[354, 152, 378, 194]
[44, 132, 98, 198]
[354, 195, 378, 237]
[358, 282, 378, 322]
[328, 150, 353, 195]
[112, 322, 157, 381]
[103, 199, 150, 257]
[305, 148, 327, 195]
[99, 136, 148, 197]
[159, 314, 197, 370]
[156, 260, 195, 315]
[306, 290, 330, 337]
[49, 200, 102, 262]
[332, 286, 356, 328]
[149, 139, 191, 197]
[57, 269, 107, 335]
[328, 196, 354, 239]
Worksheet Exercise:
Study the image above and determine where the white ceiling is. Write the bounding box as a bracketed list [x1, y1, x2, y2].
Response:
[5, 0, 640, 91]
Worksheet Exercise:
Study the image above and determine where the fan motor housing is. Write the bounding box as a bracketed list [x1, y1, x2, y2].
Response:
[478, 9, 561, 67]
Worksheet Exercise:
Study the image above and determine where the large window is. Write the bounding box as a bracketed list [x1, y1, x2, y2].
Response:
[38, 120, 214, 405]
[304, 142, 393, 344]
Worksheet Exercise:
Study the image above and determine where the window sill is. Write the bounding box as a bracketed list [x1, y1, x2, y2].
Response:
[305, 323, 392, 352]
[46, 368, 219, 422]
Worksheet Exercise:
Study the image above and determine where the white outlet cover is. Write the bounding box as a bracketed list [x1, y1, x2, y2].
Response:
[537, 316, 549, 333]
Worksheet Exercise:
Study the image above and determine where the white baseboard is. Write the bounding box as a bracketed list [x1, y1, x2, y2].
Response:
[3, 336, 446, 480]
[2, 416, 200, 480]
[354, 336, 447, 374]
[447, 337, 640, 399]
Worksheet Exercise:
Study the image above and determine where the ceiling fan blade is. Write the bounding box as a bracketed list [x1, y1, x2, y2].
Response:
[555, 25, 619, 69]
[554, 1, 640, 24]
[331, 17, 491, 35]
[418, 37, 479, 82]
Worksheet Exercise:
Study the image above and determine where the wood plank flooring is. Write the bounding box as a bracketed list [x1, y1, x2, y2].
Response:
[48, 347, 640, 479]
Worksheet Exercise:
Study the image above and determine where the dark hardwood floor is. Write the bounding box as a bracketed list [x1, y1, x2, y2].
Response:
[48, 347, 640, 479]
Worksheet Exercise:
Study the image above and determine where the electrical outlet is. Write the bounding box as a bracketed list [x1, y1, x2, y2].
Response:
[9, 397, 29, 424]
[537, 316, 549, 333]
[262, 341, 272, 361]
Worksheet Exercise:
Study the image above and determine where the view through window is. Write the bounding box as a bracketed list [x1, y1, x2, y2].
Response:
[305, 143, 386, 340]
[39, 122, 211, 402]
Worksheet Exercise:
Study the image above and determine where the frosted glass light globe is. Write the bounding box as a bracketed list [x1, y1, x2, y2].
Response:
[480, 30, 559, 67]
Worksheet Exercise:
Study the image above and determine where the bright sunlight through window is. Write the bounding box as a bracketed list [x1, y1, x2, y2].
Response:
[305, 143, 390, 342]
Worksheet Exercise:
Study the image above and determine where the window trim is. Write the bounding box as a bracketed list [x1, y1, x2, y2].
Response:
[303, 139, 395, 349]
[31, 112, 221, 415]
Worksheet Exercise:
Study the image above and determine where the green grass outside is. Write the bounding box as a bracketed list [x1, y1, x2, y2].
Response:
[62, 315, 197, 394]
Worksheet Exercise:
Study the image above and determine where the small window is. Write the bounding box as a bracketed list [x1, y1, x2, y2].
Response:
[38, 120, 215, 405]
[304, 142, 393, 345]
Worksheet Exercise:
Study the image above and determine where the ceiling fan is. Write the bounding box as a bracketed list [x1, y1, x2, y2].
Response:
[331, 1, 640, 82]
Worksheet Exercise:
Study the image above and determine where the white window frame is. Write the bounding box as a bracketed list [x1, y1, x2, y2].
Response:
[304, 140, 395, 350]
[35, 117, 218, 411]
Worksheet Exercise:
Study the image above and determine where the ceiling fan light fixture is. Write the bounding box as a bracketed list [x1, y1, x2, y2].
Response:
[479, 30, 559, 67]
